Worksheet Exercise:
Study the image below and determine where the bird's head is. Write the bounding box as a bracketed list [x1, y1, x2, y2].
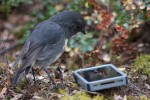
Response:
[50, 10, 86, 37]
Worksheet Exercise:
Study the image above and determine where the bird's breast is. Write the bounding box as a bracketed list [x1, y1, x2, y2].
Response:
[55, 39, 68, 60]
[63, 39, 68, 50]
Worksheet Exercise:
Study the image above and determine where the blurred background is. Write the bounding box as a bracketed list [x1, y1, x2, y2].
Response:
[0, 0, 150, 99]
[0, 0, 150, 68]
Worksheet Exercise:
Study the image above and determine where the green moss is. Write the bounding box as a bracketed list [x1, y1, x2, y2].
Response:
[59, 89, 67, 94]
[127, 95, 136, 100]
[71, 83, 78, 89]
[93, 95, 105, 100]
[60, 91, 105, 100]
[132, 54, 150, 77]
[69, 32, 97, 53]
[16, 76, 28, 89]
[127, 95, 149, 100]
[140, 95, 150, 100]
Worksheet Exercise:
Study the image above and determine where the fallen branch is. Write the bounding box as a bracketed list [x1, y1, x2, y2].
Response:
[129, 82, 149, 97]
[0, 39, 14, 42]
[0, 43, 20, 55]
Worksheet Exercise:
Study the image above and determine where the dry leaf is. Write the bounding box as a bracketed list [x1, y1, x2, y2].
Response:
[127, 0, 133, 4]
[114, 94, 124, 100]
[55, 4, 64, 12]
[125, 5, 131, 10]
[145, 83, 150, 90]
[32, 95, 42, 100]
[147, 5, 150, 10]
[118, 68, 125, 72]
[0, 87, 7, 99]
[10, 94, 23, 100]
[0, 78, 11, 99]
[140, 4, 145, 9]
[131, 4, 136, 10]
[136, 1, 143, 6]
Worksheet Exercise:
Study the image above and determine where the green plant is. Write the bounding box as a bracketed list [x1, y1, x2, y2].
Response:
[127, 95, 150, 100]
[68, 0, 87, 12]
[60, 91, 104, 100]
[0, 0, 33, 13]
[16, 1, 57, 44]
[132, 54, 150, 77]
[69, 32, 97, 53]
[140, 95, 150, 100]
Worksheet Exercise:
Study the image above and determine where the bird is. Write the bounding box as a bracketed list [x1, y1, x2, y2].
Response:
[12, 10, 86, 85]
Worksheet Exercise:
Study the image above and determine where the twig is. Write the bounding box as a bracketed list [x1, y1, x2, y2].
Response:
[129, 82, 149, 96]
[0, 37, 14, 99]
[0, 37, 11, 68]
[0, 39, 14, 42]
[0, 43, 20, 55]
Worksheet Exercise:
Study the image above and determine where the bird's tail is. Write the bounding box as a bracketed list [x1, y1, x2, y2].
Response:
[13, 42, 30, 68]
[12, 42, 45, 85]
[11, 42, 30, 85]
[12, 61, 30, 85]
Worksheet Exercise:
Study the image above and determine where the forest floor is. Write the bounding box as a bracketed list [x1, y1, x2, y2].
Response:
[0, 2, 150, 100]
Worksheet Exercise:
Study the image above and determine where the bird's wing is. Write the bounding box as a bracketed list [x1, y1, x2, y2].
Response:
[13, 21, 64, 67]
[12, 42, 46, 85]
[13, 41, 30, 68]
[12, 20, 49, 67]
[12, 21, 65, 85]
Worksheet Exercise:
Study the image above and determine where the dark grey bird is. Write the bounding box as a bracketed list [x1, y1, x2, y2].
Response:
[12, 10, 86, 85]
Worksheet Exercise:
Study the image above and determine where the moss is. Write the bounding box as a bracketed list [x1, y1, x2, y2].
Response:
[140, 95, 150, 100]
[16, 77, 28, 90]
[71, 83, 78, 89]
[127, 95, 149, 100]
[60, 91, 105, 100]
[127, 95, 136, 100]
[132, 54, 150, 77]
[93, 95, 105, 100]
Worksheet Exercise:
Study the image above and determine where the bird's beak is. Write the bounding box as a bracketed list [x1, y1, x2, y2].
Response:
[81, 29, 86, 35]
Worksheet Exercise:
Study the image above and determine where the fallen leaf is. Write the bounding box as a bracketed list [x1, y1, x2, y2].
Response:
[0, 78, 11, 99]
[127, 0, 133, 4]
[145, 83, 150, 90]
[131, 4, 136, 10]
[136, 1, 143, 6]
[32, 95, 42, 100]
[10, 94, 23, 100]
[0, 87, 7, 99]
[140, 4, 145, 9]
[147, 5, 150, 10]
[118, 68, 126, 72]
[114, 94, 124, 100]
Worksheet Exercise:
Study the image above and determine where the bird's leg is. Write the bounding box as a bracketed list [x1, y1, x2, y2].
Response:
[43, 68, 56, 85]
[56, 67, 63, 82]
[55, 66, 66, 89]
[56, 66, 61, 74]
[32, 68, 36, 84]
